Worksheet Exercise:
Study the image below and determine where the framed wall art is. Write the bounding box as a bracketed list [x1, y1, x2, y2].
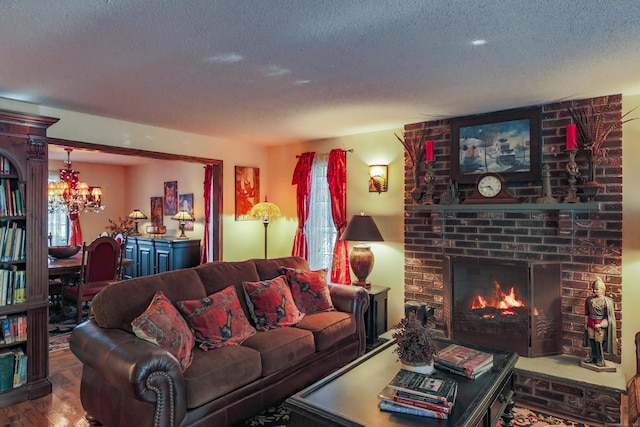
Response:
[150, 196, 163, 226]
[164, 181, 178, 216]
[235, 166, 260, 221]
[450, 106, 541, 184]
[179, 193, 194, 230]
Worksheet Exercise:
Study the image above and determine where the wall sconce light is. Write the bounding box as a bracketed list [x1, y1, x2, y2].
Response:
[127, 209, 148, 236]
[368, 165, 388, 193]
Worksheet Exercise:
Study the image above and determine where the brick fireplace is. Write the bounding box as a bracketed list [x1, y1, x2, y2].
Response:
[403, 94, 623, 364]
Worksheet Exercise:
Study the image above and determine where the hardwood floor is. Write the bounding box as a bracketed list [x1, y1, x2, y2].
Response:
[0, 347, 89, 427]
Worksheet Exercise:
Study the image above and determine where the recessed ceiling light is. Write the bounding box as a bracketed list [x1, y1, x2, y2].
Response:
[472, 39, 487, 46]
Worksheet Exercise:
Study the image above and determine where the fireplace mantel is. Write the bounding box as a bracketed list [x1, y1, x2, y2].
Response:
[406, 202, 601, 212]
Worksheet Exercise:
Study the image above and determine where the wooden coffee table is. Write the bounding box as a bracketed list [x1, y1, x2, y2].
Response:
[286, 338, 518, 427]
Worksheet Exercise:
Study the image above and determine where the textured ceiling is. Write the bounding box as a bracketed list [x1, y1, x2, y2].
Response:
[2, 1, 640, 148]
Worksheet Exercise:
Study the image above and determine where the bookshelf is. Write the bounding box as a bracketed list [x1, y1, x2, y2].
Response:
[0, 109, 59, 407]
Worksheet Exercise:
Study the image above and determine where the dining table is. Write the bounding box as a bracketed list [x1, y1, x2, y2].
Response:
[48, 252, 133, 279]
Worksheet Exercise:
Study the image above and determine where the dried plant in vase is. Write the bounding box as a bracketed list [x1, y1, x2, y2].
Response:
[106, 217, 134, 237]
[396, 126, 444, 203]
[392, 311, 438, 374]
[567, 101, 637, 184]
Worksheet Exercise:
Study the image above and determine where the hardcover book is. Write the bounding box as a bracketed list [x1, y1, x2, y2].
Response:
[386, 369, 457, 402]
[378, 386, 455, 413]
[435, 343, 493, 376]
[379, 399, 448, 419]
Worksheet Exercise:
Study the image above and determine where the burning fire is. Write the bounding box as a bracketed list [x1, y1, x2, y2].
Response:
[470, 281, 525, 317]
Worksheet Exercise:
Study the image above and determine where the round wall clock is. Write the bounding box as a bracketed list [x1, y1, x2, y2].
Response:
[462, 172, 517, 204]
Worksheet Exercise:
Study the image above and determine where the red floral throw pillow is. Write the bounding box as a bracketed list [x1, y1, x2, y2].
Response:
[177, 286, 257, 351]
[131, 291, 195, 371]
[243, 275, 305, 330]
[279, 267, 335, 314]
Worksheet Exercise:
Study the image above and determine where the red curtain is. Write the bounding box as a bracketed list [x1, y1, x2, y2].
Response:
[291, 152, 315, 259]
[327, 149, 349, 284]
[201, 164, 213, 264]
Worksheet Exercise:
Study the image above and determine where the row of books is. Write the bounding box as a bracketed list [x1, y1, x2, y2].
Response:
[0, 315, 27, 345]
[0, 156, 14, 176]
[0, 266, 26, 306]
[0, 179, 25, 217]
[434, 343, 494, 379]
[379, 369, 458, 419]
[0, 221, 26, 261]
[0, 347, 27, 391]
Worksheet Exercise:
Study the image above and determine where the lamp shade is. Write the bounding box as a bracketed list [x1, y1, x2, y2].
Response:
[128, 209, 148, 220]
[172, 210, 195, 221]
[249, 198, 282, 222]
[340, 214, 384, 242]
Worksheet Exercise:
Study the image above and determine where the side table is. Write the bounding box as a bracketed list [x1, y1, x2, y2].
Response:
[365, 285, 390, 351]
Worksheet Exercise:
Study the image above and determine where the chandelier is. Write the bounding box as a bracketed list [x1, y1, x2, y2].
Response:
[48, 148, 105, 214]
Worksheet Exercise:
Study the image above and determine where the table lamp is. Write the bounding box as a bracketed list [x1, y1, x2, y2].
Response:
[127, 209, 148, 236]
[172, 210, 195, 239]
[340, 213, 384, 288]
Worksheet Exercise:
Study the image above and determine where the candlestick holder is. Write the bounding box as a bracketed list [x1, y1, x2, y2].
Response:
[422, 161, 436, 205]
[563, 149, 581, 203]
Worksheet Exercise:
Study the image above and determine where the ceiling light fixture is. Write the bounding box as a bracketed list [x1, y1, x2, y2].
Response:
[48, 148, 104, 215]
[472, 39, 487, 46]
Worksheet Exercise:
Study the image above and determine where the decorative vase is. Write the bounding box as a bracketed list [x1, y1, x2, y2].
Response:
[579, 181, 601, 202]
[400, 360, 435, 375]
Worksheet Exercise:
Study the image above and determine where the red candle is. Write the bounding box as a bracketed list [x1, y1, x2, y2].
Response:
[425, 140, 434, 161]
[566, 124, 577, 150]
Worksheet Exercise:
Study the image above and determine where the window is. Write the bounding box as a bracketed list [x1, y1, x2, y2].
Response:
[305, 154, 337, 271]
[48, 170, 69, 246]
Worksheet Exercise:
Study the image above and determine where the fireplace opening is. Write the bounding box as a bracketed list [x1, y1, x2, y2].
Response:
[443, 256, 562, 357]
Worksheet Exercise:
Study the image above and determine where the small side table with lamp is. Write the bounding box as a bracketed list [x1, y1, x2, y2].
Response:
[340, 213, 389, 350]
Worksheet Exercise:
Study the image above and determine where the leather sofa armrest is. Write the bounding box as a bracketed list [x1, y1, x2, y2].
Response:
[70, 321, 187, 427]
[327, 283, 370, 355]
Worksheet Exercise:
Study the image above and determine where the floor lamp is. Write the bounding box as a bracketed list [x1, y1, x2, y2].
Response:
[340, 213, 384, 288]
[249, 196, 282, 259]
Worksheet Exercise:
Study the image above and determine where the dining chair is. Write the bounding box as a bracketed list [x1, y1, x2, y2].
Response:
[62, 236, 124, 323]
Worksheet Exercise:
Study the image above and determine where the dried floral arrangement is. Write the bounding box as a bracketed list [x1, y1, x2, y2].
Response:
[392, 311, 438, 365]
[106, 217, 134, 236]
[567, 102, 637, 158]
[395, 130, 426, 168]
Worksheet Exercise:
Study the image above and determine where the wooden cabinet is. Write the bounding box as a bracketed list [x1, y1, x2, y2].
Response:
[126, 237, 200, 277]
[0, 109, 59, 408]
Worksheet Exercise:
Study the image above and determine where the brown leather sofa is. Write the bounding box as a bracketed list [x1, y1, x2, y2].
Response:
[628, 331, 640, 426]
[69, 256, 369, 427]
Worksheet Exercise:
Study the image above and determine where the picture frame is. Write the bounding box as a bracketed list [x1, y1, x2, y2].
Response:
[450, 106, 541, 184]
[235, 166, 260, 221]
[179, 193, 194, 231]
[150, 196, 163, 226]
[164, 181, 178, 216]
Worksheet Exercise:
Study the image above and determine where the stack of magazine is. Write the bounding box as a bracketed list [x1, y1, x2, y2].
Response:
[434, 343, 494, 379]
[378, 369, 458, 419]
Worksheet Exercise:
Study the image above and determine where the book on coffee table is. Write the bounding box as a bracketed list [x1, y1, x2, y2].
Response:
[435, 343, 493, 378]
[434, 360, 493, 379]
[386, 369, 457, 403]
[378, 385, 456, 413]
[379, 399, 448, 419]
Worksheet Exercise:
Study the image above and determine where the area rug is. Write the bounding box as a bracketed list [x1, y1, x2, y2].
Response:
[49, 332, 71, 353]
[238, 404, 598, 427]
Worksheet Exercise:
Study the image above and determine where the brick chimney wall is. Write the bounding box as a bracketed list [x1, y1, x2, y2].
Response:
[403, 94, 623, 362]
